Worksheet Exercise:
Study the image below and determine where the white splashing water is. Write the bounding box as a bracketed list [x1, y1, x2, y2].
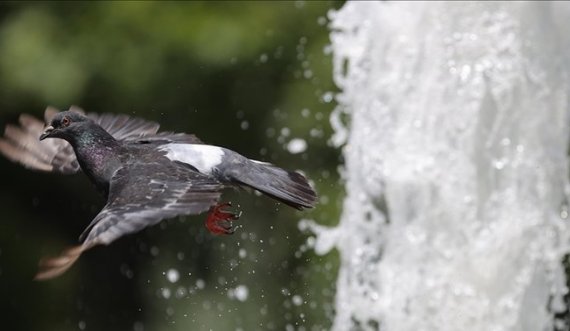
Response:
[315, 2, 570, 330]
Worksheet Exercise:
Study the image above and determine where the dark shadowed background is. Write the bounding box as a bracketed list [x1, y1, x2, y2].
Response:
[0, 2, 344, 330]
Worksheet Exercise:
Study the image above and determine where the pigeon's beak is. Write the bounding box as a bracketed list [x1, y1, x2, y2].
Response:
[39, 126, 54, 141]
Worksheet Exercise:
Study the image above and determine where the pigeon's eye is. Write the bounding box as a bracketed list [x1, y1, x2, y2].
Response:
[61, 117, 71, 127]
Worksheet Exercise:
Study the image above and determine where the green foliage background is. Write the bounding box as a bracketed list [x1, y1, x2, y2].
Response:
[0, 2, 344, 330]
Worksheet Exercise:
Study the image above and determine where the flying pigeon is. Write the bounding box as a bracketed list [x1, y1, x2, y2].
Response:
[0, 106, 316, 280]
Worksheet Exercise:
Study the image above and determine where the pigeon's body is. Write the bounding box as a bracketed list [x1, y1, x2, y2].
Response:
[0, 107, 316, 279]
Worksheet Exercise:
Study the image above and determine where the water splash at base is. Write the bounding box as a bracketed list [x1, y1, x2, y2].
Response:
[316, 2, 570, 330]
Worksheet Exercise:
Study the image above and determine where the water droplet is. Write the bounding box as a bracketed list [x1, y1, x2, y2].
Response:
[133, 321, 144, 331]
[493, 159, 506, 170]
[460, 64, 471, 81]
[120, 264, 134, 279]
[239, 248, 247, 258]
[322, 91, 334, 103]
[306, 236, 316, 248]
[166, 269, 180, 283]
[292, 295, 303, 306]
[561, 208, 568, 219]
[287, 138, 307, 154]
[259, 53, 268, 63]
[161, 288, 171, 299]
[310, 128, 323, 138]
[232, 285, 249, 302]
[175, 286, 187, 299]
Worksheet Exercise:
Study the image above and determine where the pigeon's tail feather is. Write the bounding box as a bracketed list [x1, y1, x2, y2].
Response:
[34, 243, 94, 281]
[232, 161, 317, 210]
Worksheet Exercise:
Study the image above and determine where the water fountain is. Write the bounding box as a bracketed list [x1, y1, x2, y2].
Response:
[314, 2, 570, 330]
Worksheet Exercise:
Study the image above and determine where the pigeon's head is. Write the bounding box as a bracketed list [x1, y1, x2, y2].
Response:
[40, 111, 90, 141]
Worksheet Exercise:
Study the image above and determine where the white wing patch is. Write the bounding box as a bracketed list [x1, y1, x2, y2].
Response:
[159, 144, 224, 174]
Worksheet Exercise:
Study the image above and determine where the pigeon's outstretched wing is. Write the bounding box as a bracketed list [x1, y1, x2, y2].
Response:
[0, 111, 78, 173]
[0, 106, 161, 173]
[85, 110, 161, 142]
[35, 162, 223, 280]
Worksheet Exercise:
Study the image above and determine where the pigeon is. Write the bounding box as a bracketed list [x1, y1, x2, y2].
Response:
[0, 106, 317, 280]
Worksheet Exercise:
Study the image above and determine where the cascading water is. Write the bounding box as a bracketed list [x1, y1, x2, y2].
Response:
[313, 2, 570, 330]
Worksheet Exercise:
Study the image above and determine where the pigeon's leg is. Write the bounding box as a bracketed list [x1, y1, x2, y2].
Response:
[205, 202, 241, 235]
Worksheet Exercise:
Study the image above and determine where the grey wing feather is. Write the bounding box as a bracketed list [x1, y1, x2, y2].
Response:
[79, 163, 222, 246]
[87, 112, 160, 141]
[0, 106, 162, 173]
[130, 131, 203, 144]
